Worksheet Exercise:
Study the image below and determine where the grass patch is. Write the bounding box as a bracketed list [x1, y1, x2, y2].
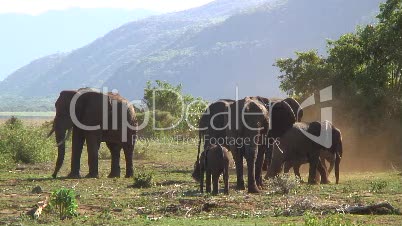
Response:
[133, 171, 155, 188]
[0, 121, 401, 225]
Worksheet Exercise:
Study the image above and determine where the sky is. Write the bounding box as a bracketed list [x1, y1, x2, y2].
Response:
[0, 0, 215, 15]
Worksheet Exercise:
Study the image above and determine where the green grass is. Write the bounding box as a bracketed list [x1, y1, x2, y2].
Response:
[0, 136, 402, 225]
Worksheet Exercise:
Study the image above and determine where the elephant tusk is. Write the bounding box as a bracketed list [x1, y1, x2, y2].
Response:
[47, 127, 55, 138]
[47, 120, 55, 138]
[275, 142, 284, 154]
[56, 128, 72, 147]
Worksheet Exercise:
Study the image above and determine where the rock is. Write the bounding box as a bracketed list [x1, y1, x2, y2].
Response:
[31, 186, 43, 194]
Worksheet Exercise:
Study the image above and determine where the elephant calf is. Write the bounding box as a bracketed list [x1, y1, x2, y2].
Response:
[192, 144, 230, 195]
[283, 149, 336, 182]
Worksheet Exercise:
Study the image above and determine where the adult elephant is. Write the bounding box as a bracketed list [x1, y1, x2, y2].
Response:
[252, 97, 303, 170]
[225, 97, 269, 193]
[265, 121, 340, 184]
[196, 99, 234, 169]
[48, 89, 137, 179]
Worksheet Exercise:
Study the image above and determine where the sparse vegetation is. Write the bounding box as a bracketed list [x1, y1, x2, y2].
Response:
[133, 171, 155, 188]
[268, 174, 300, 194]
[303, 212, 356, 226]
[49, 188, 78, 220]
[369, 180, 389, 193]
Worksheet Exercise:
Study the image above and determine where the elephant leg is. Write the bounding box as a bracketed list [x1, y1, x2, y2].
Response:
[307, 152, 320, 185]
[255, 145, 265, 189]
[328, 157, 335, 174]
[223, 164, 229, 195]
[245, 146, 259, 193]
[206, 170, 212, 193]
[200, 165, 205, 193]
[263, 145, 272, 171]
[212, 172, 219, 195]
[321, 157, 328, 172]
[85, 133, 101, 178]
[106, 143, 121, 178]
[284, 161, 292, 173]
[234, 148, 245, 190]
[293, 164, 303, 182]
[318, 160, 330, 184]
[122, 144, 134, 178]
[68, 128, 85, 178]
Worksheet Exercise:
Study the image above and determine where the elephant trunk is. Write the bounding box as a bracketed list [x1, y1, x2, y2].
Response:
[265, 143, 284, 178]
[192, 131, 203, 182]
[52, 126, 72, 178]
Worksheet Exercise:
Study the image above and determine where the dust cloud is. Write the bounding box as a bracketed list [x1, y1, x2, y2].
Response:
[301, 103, 402, 172]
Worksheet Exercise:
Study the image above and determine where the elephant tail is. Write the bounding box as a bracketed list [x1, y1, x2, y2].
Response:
[335, 152, 340, 184]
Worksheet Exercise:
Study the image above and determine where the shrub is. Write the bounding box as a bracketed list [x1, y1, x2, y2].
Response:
[133, 171, 154, 188]
[50, 188, 78, 220]
[369, 180, 388, 193]
[268, 174, 300, 194]
[0, 118, 55, 167]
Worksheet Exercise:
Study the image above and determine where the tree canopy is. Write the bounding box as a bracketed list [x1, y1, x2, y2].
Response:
[276, 0, 402, 125]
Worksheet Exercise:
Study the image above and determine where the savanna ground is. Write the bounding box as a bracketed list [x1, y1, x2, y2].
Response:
[1, 119, 402, 226]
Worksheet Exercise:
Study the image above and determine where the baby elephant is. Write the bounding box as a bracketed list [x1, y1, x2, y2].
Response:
[283, 149, 336, 182]
[192, 144, 230, 195]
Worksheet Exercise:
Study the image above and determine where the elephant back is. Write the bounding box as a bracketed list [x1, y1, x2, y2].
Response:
[107, 92, 138, 128]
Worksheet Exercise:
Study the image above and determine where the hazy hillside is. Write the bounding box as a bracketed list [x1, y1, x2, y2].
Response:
[0, 8, 155, 81]
[0, 0, 383, 102]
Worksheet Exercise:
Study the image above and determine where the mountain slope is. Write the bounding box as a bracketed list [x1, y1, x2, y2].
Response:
[0, 0, 383, 101]
[0, 0, 271, 97]
[107, 0, 383, 99]
[0, 8, 156, 81]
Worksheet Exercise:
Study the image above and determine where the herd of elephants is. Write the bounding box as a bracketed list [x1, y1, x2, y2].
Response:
[47, 88, 343, 194]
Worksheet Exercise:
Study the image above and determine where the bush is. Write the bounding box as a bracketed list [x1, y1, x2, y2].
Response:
[133, 171, 154, 188]
[268, 174, 300, 194]
[0, 117, 55, 167]
[50, 188, 78, 220]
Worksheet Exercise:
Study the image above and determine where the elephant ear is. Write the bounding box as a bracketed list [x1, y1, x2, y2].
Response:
[55, 90, 78, 116]
[307, 121, 322, 137]
[270, 101, 296, 138]
[283, 97, 303, 122]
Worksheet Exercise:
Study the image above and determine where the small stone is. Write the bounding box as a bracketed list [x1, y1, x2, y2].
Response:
[32, 186, 43, 194]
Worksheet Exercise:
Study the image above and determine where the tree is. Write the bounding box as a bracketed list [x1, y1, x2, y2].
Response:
[275, 0, 402, 123]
